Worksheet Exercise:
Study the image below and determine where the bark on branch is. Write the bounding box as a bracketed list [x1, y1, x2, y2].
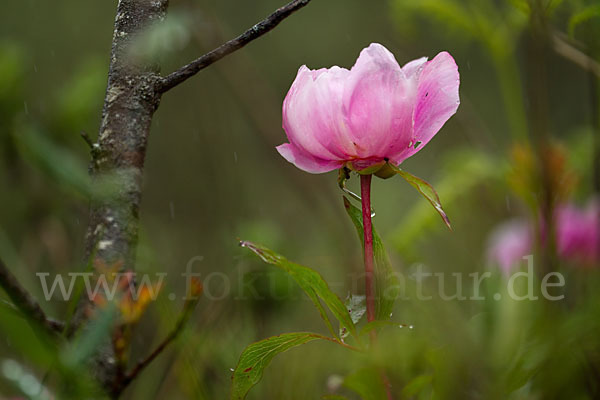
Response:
[80, 0, 315, 395]
[156, 0, 312, 93]
[81, 0, 169, 390]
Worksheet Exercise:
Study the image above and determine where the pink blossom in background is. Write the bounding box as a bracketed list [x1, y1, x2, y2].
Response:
[277, 43, 460, 173]
[555, 200, 599, 266]
[487, 219, 533, 274]
[488, 199, 600, 272]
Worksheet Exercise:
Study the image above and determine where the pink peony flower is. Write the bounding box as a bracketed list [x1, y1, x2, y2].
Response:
[276, 43, 460, 174]
[555, 200, 599, 265]
[488, 199, 599, 272]
[487, 219, 533, 274]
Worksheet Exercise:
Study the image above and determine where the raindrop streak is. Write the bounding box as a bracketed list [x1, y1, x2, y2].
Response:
[169, 201, 175, 220]
[233, 152, 238, 163]
[23, 101, 28, 114]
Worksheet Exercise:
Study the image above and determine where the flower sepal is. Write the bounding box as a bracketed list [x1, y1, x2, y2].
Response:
[346, 159, 386, 175]
[374, 162, 396, 179]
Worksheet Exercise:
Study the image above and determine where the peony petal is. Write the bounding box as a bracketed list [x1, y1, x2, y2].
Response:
[276, 143, 343, 174]
[343, 43, 414, 159]
[282, 66, 353, 161]
[555, 200, 600, 264]
[487, 220, 533, 274]
[402, 56, 427, 79]
[392, 52, 460, 164]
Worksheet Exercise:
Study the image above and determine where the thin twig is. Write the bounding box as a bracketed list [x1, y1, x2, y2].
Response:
[116, 295, 200, 393]
[157, 0, 313, 93]
[80, 130, 95, 149]
[552, 31, 600, 78]
[0, 258, 64, 335]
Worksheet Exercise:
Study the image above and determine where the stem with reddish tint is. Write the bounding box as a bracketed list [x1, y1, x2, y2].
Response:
[360, 174, 375, 325]
[361, 174, 392, 399]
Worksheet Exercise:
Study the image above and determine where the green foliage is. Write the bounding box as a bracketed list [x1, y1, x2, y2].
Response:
[240, 241, 357, 340]
[568, 3, 600, 37]
[343, 197, 400, 321]
[13, 125, 93, 198]
[129, 12, 192, 63]
[230, 332, 334, 400]
[62, 304, 117, 368]
[391, 0, 529, 139]
[13, 124, 119, 200]
[0, 41, 26, 104]
[388, 164, 452, 230]
[55, 59, 106, 133]
[391, 149, 504, 259]
[343, 368, 389, 400]
[401, 374, 433, 398]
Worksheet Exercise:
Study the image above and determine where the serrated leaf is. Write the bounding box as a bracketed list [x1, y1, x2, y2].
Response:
[388, 164, 452, 230]
[390, 149, 503, 259]
[343, 198, 400, 321]
[240, 241, 357, 340]
[231, 332, 334, 400]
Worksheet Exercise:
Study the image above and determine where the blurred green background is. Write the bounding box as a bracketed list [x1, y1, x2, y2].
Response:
[0, 0, 599, 399]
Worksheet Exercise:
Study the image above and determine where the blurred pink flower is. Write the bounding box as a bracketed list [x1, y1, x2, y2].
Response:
[487, 219, 533, 274]
[277, 43, 460, 173]
[488, 199, 599, 272]
[555, 200, 599, 266]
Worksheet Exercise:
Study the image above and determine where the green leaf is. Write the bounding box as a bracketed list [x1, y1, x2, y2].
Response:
[388, 164, 452, 230]
[390, 149, 504, 259]
[343, 198, 400, 321]
[240, 241, 357, 340]
[62, 303, 117, 367]
[231, 332, 335, 400]
[13, 125, 119, 200]
[568, 4, 600, 38]
[344, 368, 389, 400]
[402, 374, 433, 397]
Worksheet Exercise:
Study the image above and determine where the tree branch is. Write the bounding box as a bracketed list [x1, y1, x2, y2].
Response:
[157, 0, 313, 93]
[80, 0, 169, 391]
[0, 258, 64, 335]
[552, 31, 600, 78]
